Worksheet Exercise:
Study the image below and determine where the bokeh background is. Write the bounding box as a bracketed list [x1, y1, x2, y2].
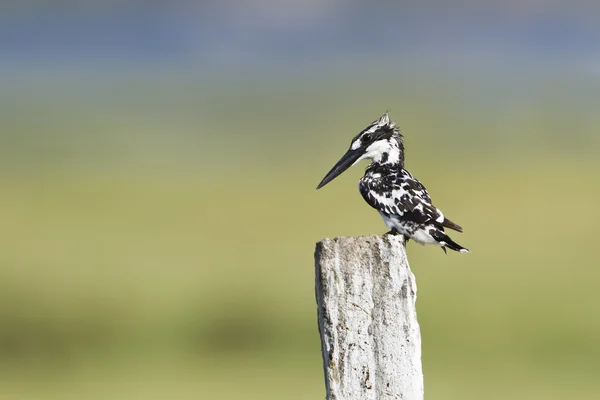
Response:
[2, 1, 600, 399]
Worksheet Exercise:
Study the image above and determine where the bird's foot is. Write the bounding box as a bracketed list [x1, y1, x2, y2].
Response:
[384, 230, 411, 246]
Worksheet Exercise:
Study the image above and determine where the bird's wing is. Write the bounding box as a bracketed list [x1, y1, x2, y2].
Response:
[360, 169, 463, 232]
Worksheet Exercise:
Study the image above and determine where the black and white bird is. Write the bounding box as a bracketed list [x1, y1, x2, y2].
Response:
[317, 112, 468, 253]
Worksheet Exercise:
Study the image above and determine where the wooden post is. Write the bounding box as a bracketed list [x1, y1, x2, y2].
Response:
[315, 235, 423, 400]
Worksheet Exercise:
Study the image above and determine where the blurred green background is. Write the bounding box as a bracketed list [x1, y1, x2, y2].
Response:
[2, 2, 600, 399]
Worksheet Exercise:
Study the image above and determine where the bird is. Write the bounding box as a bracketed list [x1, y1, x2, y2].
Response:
[316, 112, 468, 253]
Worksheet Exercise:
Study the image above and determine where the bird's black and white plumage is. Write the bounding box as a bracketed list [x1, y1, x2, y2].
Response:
[317, 112, 468, 253]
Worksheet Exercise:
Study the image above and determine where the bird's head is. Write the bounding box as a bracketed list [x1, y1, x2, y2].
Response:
[317, 112, 403, 189]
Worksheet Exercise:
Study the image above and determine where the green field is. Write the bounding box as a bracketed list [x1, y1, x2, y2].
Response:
[1, 76, 599, 399]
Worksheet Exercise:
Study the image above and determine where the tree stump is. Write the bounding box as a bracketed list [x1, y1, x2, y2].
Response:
[315, 235, 423, 400]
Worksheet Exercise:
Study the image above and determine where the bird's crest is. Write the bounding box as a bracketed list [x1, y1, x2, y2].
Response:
[374, 111, 396, 130]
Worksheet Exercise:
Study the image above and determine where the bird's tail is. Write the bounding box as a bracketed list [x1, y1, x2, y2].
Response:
[433, 230, 469, 254]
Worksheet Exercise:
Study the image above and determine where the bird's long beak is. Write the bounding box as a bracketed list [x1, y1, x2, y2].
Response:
[316, 148, 362, 189]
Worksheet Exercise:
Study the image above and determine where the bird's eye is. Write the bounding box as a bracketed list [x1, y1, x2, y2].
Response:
[362, 134, 371, 142]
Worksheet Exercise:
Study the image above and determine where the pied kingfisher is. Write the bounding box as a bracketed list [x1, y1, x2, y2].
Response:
[317, 112, 468, 253]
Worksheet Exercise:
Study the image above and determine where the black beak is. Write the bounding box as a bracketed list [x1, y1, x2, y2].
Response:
[316, 148, 362, 189]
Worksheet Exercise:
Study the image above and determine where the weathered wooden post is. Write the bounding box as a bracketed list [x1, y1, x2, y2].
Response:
[315, 235, 423, 400]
